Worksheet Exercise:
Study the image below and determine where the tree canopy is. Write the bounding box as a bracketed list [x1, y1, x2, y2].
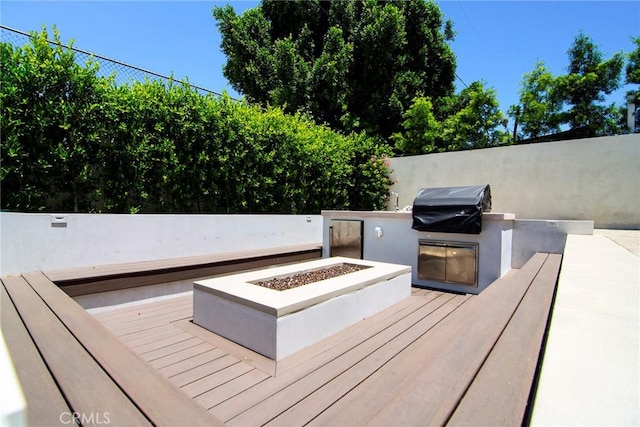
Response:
[626, 36, 640, 102]
[393, 81, 508, 155]
[507, 61, 562, 140]
[509, 32, 626, 140]
[213, 0, 457, 140]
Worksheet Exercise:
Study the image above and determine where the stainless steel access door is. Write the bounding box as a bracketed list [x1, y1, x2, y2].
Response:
[445, 245, 477, 286]
[330, 220, 363, 259]
[418, 240, 478, 286]
[418, 242, 446, 281]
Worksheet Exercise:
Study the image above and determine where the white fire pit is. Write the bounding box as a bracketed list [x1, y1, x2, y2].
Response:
[193, 257, 411, 360]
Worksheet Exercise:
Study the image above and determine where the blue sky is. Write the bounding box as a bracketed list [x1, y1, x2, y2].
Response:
[1, 1, 638, 118]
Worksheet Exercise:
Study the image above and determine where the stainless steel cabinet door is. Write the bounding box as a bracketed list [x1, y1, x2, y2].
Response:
[446, 245, 477, 286]
[418, 243, 446, 281]
[330, 220, 363, 259]
[418, 240, 478, 286]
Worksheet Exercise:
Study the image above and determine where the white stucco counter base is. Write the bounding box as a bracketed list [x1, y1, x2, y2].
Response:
[193, 257, 411, 360]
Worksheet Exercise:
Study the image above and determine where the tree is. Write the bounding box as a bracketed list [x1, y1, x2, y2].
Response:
[625, 36, 640, 102]
[440, 81, 508, 150]
[213, 0, 456, 139]
[555, 32, 625, 136]
[392, 97, 440, 155]
[510, 32, 625, 139]
[508, 61, 562, 140]
[393, 81, 507, 154]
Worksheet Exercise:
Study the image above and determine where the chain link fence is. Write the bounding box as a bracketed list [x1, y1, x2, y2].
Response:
[1, 25, 227, 97]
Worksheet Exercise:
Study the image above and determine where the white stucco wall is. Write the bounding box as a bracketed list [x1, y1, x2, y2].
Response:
[388, 134, 640, 229]
[0, 213, 322, 275]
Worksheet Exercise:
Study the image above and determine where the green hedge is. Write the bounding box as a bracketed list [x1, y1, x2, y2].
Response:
[1, 28, 393, 213]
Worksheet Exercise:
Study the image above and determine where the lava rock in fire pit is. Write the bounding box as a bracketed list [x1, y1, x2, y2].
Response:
[254, 263, 370, 291]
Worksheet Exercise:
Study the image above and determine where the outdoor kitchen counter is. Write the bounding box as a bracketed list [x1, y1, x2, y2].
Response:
[321, 210, 515, 221]
[321, 210, 516, 294]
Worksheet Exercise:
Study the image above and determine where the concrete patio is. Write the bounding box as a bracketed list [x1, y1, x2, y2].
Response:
[531, 231, 640, 426]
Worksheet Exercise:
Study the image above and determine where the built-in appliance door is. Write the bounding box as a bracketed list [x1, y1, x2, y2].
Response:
[418, 240, 478, 287]
[446, 245, 477, 286]
[418, 243, 446, 281]
[330, 220, 363, 259]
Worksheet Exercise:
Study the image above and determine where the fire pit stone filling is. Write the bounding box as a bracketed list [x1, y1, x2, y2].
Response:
[252, 263, 371, 291]
[193, 257, 411, 360]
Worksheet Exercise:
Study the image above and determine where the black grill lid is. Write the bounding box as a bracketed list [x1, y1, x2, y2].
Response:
[411, 185, 491, 234]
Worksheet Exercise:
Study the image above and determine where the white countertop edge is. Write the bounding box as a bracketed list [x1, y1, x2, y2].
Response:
[320, 210, 515, 221]
[194, 257, 411, 316]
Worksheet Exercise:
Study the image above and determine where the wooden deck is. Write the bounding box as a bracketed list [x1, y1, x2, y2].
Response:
[90, 252, 561, 426]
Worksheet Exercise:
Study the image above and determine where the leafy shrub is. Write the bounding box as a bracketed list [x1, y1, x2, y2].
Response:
[0, 27, 393, 213]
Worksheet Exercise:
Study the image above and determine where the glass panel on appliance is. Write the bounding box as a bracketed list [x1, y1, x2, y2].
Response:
[418, 243, 446, 281]
[446, 245, 477, 286]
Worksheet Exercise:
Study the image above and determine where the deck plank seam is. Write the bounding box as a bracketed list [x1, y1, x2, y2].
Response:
[103, 304, 194, 326]
[94, 297, 193, 322]
[139, 337, 206, 362]
[120, 327, 188, 345]
[118, 323, 186, 343]
[202, 371, 273, 411]
[175, 358, 245, 389]
[130, 329, 195, 350]
[109, 310, 193, 331]
[162, 349, 229, 380]
[150, 343, 219, 370]
[108, 312, 194, 336]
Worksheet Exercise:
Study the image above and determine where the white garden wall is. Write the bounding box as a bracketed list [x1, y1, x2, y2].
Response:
[388, 134, 639, 229]
[0, 213, 322, 275]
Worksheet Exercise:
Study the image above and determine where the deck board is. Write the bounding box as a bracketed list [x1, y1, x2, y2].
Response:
[105, 306, 193, 334]
[447, 253, 562, 426]
[159, 348, 227, 378]
[94, 297, 192, 323]
[138, 336, 204, 361]
[1, 285, 74, 427]
[184, 362, 255, 398]
[90, 253, 559, 426]
[3, 275, 152, 426]
[149, 342, 216, 369]
[120, 325, 187, 347]
[257, 295, 470, 427]
[197, 369, 271, 411]
[19, 271, 223, 426]
[172, 355, 243, 388]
